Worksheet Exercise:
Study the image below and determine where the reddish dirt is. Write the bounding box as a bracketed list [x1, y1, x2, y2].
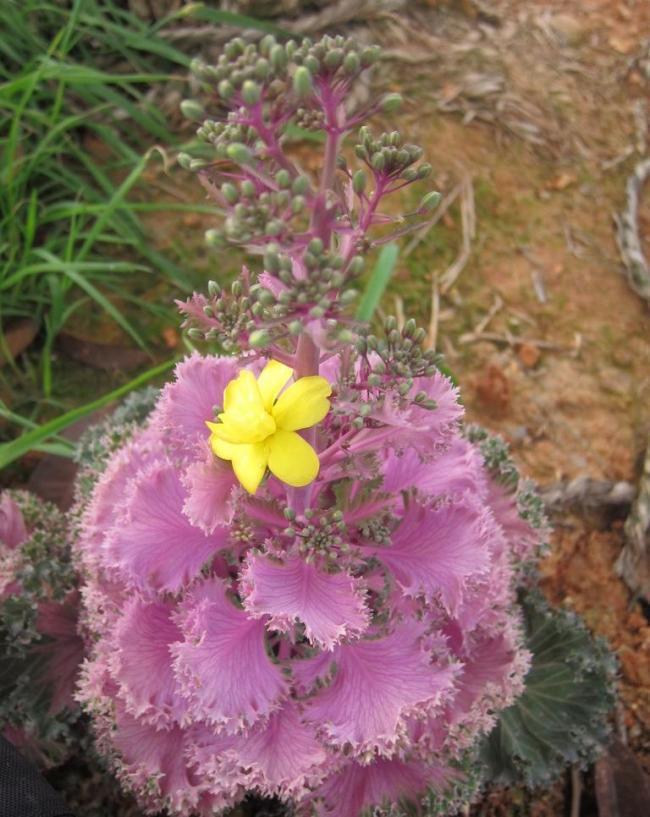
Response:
[368, 0, 650, 808]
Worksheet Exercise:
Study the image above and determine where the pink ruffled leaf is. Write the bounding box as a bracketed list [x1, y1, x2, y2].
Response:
[112, 704, 217, 814]
[157, 353, 239, 454]
[106, 460, 228, 593]
[172, 579, 288, 731]
[34, 591, 84, 714]
[0, 493, 27, 550]
[241, 554, 369, 649]
[303, 624, 458, 754]
[311, 757, 455, 817]
[382, 437, 487, 500]
[182, 454, 238, 533]
[190, 702, 327, 798]
[112, 596, 186, 727]
[366, 501, 493, 613]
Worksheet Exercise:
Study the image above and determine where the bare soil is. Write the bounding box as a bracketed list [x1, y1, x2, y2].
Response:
[368, 0, 650, 809]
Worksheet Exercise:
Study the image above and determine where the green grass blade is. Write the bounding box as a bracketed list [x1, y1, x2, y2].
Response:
[356, 243, 400, 322]
[155, 3, 290, 36]
[0, 358, 177, 470]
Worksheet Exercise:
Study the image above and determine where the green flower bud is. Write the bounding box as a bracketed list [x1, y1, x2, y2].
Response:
[343, 52, 360, 74]
[248, 329, 272, 348]
[208, 280, 221, 297]
[275, 169, 291, 188]
[254, 58, 270, 80]
[403, 318, 417, 337]
[310, 306, 326, 318]
[285, 40, 297, 58]
[367, 373, 382, 387]
[177, 152, 193, 170]
[292, 175, 310, 194]
[180, 99, 205, 121]
[381, 92, 403, 113]
[292, 195, 306, 213]
[187, 327, 204, 340]
[353, 169, 367, 194]
[217, 79, 235, 99]
[241, 179, 256, 198]
[221, 183, 239, 204]
[265, 219, 283, 237]
[402, 168, 418, 182]
[293, 66, 313, 99]
[226, 142, 253, 164]
[205, 230, 222, 248]
[288, 320, 303, 335]
[270, 44, 287, 72]
[308, 237, 324, 255]
[190, 57, 206, 76]
[354, 145, 367, 160]
[340, 288, 358, 304]
[305, 55, 320, 74]
[259, 34, 276, 55]
[324, 48, 344, 70]
[371, 152, 386, 172]
[241, 80, 261, 106]
[420, 190, 442, 211]
[361, 45, 381, 66]
[225, 38, 245, 59]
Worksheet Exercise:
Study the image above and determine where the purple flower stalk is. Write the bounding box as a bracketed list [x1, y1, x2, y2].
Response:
[73, 34, 545, 817]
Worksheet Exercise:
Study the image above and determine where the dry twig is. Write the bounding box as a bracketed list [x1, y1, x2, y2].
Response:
[616, 438, 650, 601]
[540, 477, 636, 515]
[439, 175, 476, 294]
[615, 158, 650, 304]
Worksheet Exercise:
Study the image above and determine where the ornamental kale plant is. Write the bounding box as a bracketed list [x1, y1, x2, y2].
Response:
[0, 491, 83, 769]
[70, 34, 606, 817]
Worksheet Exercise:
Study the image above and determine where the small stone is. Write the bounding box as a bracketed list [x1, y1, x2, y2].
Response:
[517, 343, 541, 368]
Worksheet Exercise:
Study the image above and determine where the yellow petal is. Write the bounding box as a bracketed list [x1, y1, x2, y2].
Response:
[218, 369, 276, 443]
[271, 376, 332, 431]
[267, 429, 320, 487]
[257, 359, 293, 412]
[230, 442, 269, 494]
[223, 370, 263, 413]
[210, 436, 238, 461]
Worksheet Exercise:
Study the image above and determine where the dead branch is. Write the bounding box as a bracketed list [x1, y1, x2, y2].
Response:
[615, 157, 650, 304]
[439, 176, 476, 294]
[540, 476, 636, 516]
[616, 439, 650, 601]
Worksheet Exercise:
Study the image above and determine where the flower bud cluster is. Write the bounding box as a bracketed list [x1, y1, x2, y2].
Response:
[179, 277, 257, 353]
[356, 316, 441, 392]
[281, 506, 350, 568]
[177, 33, 441, 353]
[355, 126, 430, 182]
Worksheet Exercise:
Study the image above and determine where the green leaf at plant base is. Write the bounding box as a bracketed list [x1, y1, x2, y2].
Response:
[480, 589, 616, 788]
[0, 358, 177, 470]
[356, 243, 400, 322]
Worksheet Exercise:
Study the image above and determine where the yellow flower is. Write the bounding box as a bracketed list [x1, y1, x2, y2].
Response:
[206, 360, 332, 494]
